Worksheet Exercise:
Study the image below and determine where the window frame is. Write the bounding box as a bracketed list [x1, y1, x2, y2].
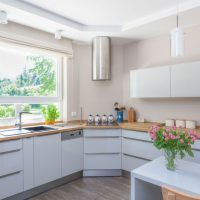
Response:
[0, 56, 63, 104]
[0, 42, 65, 125]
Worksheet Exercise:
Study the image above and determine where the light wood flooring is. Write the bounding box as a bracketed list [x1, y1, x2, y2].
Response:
[29, 177, 130, 200]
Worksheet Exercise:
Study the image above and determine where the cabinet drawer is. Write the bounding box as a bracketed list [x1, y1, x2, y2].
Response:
[192, 140, 200, 151]
[84, 137, 121, 153]
[184, 150, 200, 163]
[84, 154, 121, 170]
[122, 138, 161, 160]
[122, 130, 151, 141]
[0, 171, 23, 199]
[84, 129, 121, 137]
[0, 150, 23, 177]
[0, 139, 22, 153]
[122, 154, 149, 172]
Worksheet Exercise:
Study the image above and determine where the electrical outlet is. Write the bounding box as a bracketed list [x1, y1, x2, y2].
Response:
[71, 112, 77, 118]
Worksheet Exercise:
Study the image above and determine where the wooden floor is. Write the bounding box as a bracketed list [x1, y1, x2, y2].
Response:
[29, 177, 130, 200]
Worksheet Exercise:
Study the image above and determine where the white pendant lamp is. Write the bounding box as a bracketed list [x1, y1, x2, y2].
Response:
[171, 2, 184, 57]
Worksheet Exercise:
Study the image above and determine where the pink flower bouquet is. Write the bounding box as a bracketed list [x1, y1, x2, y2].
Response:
[149, 125, 199, 170]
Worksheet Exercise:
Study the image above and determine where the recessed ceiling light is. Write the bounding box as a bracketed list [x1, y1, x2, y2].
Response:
[55, 30, 62, 40]
[0, 11, 8, 25]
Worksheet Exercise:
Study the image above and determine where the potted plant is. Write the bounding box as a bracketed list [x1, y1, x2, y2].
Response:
[149, 125, 199, 170]
[42, 105, 60, 125]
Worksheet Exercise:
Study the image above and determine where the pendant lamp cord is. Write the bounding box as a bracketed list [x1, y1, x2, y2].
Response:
[176, 0, 179, 28]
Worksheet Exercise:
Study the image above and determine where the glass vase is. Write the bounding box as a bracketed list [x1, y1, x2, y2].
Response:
[164, 149, 178, 170]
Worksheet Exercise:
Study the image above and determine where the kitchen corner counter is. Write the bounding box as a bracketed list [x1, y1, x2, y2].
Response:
[119, 122, 163, 132]
[0, 121, 165, 142]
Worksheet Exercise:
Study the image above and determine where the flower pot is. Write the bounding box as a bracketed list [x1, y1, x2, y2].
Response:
[164, 149, 178, 170]
[45, 120, 55, 125]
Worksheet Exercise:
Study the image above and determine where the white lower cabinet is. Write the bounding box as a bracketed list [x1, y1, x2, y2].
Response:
[34, 134, 62, 187]
[61, 131, 83, 177]
[84, 154, 121, 169]
[122, 130, 161, 172]
[83, 129, 122, 176]
[0, 139, 23, 199]
[0, 171, 23, 199]
[122, 137, 161, 160]
[23, 137, 34, 191]
[122, 154, 149, 172]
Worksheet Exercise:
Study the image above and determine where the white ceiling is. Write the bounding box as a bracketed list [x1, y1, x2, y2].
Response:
[23, 0, 188, 26]
[0, 0, 200, 44]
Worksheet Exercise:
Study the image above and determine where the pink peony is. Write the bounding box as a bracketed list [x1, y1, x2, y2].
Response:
[180, 139, 184, 144]
[165, 137, 169, 141]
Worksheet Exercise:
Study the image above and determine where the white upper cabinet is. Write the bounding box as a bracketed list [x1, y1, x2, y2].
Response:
[130, 66, 171, 98]
[171, 62, 200, 97]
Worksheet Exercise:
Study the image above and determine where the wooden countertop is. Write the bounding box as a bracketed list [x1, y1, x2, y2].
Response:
[119, 122, 164, 132]
[1, 121, 199, 142]
[0, 124, 85, 142]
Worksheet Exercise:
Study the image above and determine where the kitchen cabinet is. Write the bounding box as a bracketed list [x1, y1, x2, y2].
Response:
[130, 66, 170, 98]
[171, 61, 200, 97]
[34, 134, 62, 186]
[83, 129, 121, 176]
[0, 139, 23, 199]
[61, 130, 83, 177]
[122, 130, 161, 172]
[23, 137, 34, 191]
[122, 154, 148, 172]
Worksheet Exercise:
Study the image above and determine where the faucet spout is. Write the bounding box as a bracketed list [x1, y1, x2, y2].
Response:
[15, 111, 32, 130]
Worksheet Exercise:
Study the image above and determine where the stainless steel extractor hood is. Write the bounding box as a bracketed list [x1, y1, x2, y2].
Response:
[92, 36, 111, 81]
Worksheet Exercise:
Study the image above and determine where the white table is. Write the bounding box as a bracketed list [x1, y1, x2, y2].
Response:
[131, 156, 200, 200]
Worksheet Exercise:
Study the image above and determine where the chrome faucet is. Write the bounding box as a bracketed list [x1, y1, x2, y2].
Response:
[15, 111, 32, 130]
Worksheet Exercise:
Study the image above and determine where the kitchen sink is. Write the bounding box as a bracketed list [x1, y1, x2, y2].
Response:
[24, 125, 57, 132]
[0, 126, 57, 136]
[0, 129, 31, 136]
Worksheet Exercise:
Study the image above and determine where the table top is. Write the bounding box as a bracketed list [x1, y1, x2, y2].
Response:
[131, 157, 200, 196]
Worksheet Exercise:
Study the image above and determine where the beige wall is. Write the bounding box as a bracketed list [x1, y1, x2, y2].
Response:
[123, 25, 200, 124]
[69, 44, 124, 120]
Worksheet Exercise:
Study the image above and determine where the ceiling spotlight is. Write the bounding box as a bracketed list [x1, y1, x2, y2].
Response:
[55, 30, 62, 40]
[0, 11, 8, 24]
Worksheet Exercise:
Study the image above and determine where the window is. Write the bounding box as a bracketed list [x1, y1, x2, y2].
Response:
[0, 44, 63, 126]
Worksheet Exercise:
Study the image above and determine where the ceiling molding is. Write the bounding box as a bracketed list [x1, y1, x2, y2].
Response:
[1, 0, 200, 33]
[122, 0, 200, 31]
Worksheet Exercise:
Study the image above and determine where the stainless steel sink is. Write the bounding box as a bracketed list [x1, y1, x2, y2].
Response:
[0, 126, 57, 136]
[0, 129, 31, 136]
[24, 126, 57, 132]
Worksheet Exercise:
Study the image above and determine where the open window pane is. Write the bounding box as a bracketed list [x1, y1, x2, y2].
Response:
[0, 46, 58, 97]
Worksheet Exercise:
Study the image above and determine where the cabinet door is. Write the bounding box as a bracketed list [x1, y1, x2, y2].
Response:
[130, 66, 170, 98]
[171, 62, 200, 97]
[122, 154, 149, 172]
[62, 137, 83, 177]
[23, 137, 34, 191]
[84, 154, 121, 170]
[84, 137, 121, 154]
[34, 134, 61, 186]
[122, 138, 161, 160]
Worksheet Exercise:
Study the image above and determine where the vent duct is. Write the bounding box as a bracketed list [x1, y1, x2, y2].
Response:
[92, 36, 111, 80]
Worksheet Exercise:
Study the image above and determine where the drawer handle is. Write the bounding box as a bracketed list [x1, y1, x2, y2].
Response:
[84, 136, 120, 139]
[0, 149, 21, 155]
[85, 153, 121, 155]
[123, 153, 151, 161]
[123, 137, 152, 143]
[0, 171, 21, 179]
